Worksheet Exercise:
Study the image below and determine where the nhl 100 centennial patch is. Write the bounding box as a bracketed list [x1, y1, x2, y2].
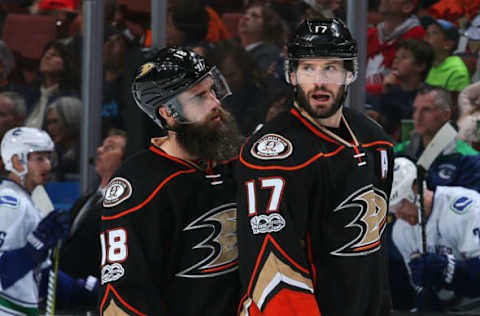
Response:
[251, 133, 293, 160]
[103, 177, 132, 208]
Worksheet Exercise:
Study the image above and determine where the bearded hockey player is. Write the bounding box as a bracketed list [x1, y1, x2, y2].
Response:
[391, 157, 480, 314]
[235, 18, 394, 316]
[99, 47, 242, 315]
[0, 127, 95, 315]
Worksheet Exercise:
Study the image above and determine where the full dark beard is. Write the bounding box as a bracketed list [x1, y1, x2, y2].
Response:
[175, 109, 243, 163]
[296, 85, 345, 119]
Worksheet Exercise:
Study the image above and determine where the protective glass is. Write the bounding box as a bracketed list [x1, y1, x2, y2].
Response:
[288, 57, 357, 85]
[164, 67, 231, 124]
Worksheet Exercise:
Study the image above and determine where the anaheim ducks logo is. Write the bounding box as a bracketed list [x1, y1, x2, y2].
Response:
[176, 203, 238, 278]
[136, 62, 155, 78]
[331, 185, 388, 256]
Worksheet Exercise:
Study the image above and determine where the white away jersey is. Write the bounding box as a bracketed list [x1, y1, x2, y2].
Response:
[392, 186, 480, 311]
[393, 186, 480, 261]
[0, 179, 47, 315]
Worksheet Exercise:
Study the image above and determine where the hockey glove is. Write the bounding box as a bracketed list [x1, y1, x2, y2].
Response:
[29, 209, 70, 251]
[0, 210, 70, 289]
[409, 253, 455, 289]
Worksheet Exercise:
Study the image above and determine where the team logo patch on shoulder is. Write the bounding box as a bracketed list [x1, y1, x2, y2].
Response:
[250, 133, 293, 160]
[136, 62, 155, 79]
[103, 177, 132, 208]
[0, 195, 18, 208]
[450, 196, 474, 214]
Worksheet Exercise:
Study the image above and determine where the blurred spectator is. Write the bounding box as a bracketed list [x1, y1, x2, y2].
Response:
[263, 83, 294, 123]
[24, 41, 79, 128]
[424, 18, 470, 112]
[58, 129, 127, 313]
[145, 1, 230, 47]
[0, 41, 17, 90]
[427, 0, 480, 25]
[395, 85, 480, 191]
[391, 157, 480, 314]
[457, 81, 480, 149]
[367, 38, 434, 141]
[45, 96, 82, 181]
[464, 14, 480, 82]
[366, 0, 425, 95]
[0, 92, 26, 141]
[237, 3, 288, 76]
[207, 39, 279, 136]
[166, 0, 210, 48]
[102, 26, 136, 137]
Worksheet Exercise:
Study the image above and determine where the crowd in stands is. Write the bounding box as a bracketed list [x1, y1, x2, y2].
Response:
[2, 0, 480, 313]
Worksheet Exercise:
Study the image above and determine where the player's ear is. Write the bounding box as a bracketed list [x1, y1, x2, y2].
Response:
[12, 154, 24, 172]
[158, 107, 176, 128]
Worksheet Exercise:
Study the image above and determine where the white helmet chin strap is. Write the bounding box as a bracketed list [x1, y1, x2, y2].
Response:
[10, 153, 28, 186]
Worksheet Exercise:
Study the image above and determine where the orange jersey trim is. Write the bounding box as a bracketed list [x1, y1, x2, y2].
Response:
[354, 240, 381, 252]
[239, 143, 344, 171]
[101, 169, 196, 220]
[362, 141, 394, 148]
[263, 289, 321, 316]
[100, 284, 148, 316]
[246, 234, 311, 296]
[239, 234, 320, 315]
[290, 108, 340, 145]
[149, 145, 196, 168]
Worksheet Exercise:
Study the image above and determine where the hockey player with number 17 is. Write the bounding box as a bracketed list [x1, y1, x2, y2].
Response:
[236, 18, 394, 316]
[391, 157, 480, 313]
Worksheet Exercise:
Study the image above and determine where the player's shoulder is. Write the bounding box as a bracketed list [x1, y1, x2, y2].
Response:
[344, 107, 393, 144]
[0, 178, 28, 210]
[436, 186, 480, 217]
[102, 147, 196, 215]
[240, 110, 323, 170]
[391, 218, 418, 255]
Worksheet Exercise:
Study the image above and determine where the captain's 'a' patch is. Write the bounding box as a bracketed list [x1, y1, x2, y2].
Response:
[103, 177, 132, 208]
[251, 133, 293, 160]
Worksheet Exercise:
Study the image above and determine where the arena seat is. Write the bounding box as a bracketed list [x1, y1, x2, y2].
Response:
[2, 14, 57, 60]
[117, 0, 150, 15]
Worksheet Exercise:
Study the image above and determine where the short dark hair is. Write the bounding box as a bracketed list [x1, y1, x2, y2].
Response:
[106, 128, 128, 158]
[416, 85, 452, 111]
[171, 1, 209, 44]
[396, 38, 434, 80]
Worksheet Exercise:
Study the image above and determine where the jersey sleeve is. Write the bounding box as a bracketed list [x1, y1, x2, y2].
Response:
[0, 189, 30, 252]
[99, 176, 170, 316]
[236, 148, 322, 315]
[391, 219, 422, 268]
[447, 191, 480, 259]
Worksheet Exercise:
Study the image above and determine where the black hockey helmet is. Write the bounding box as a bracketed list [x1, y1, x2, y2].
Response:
[132, 46, 231, 129]
[285, 18, 358, 85]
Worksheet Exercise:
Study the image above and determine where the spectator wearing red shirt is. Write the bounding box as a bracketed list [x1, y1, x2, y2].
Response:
[366, 0, 425, 95]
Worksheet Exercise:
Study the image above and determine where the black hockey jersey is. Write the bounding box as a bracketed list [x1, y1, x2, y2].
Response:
[99, 142, 240, 315]
[236, 106, 394, 316]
